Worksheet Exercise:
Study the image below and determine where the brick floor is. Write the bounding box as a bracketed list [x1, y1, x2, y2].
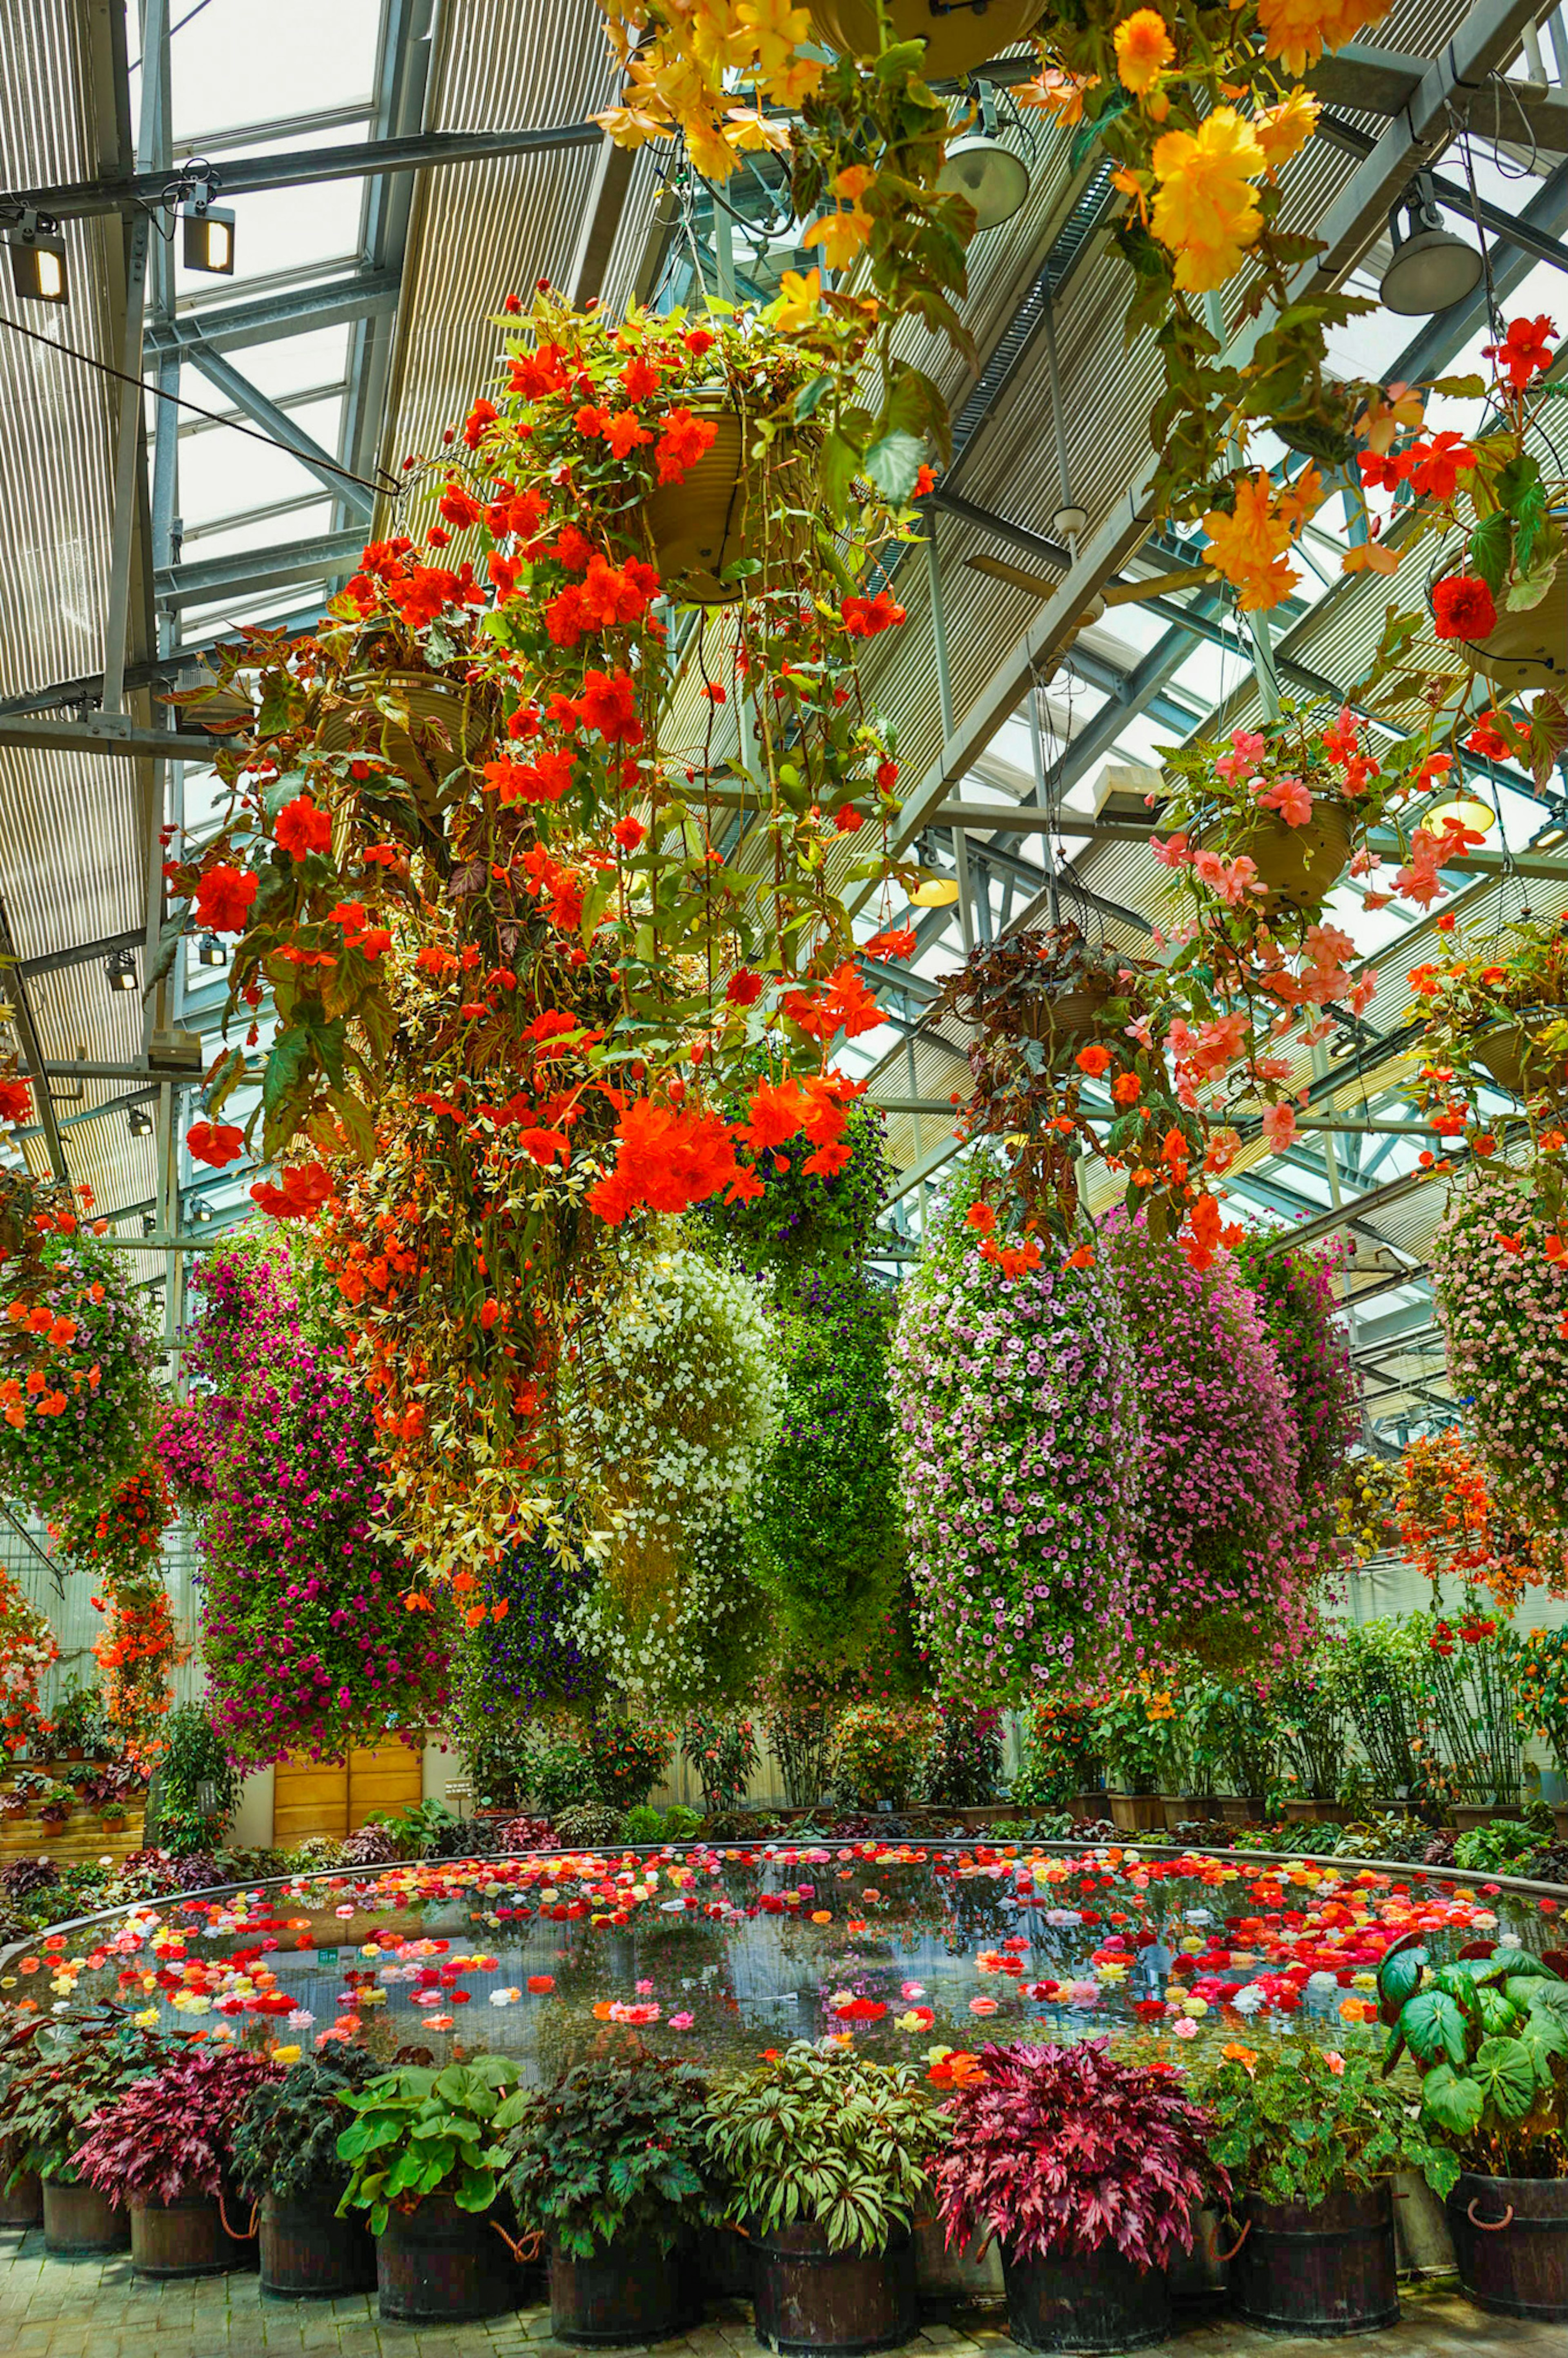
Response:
[1, 2223, 1560, 2356]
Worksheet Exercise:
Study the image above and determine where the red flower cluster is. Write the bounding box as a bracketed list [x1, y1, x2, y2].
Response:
[1432, 573, 1497, 641]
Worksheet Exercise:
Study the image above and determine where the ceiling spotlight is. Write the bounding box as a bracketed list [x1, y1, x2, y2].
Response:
[140, 1213, 157, 1235]
[179, 171, 234, 276]
[911, 871, 961, 908]
[6, 213, 67, 305]
[1427, 793, 1495, 835]
[128, 1106, 154, 1138]
[196, 932, 226, 968]
[192, 1200, 214, 1224]
[1380, 177, 1483, 316]
[105, 947, 138, 993]
[938, 136, 1031, 233]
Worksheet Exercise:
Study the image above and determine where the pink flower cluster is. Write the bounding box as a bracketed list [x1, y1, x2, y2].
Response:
[185, 1242, 450, 1767]
[1432, 1166, 1568, 1536]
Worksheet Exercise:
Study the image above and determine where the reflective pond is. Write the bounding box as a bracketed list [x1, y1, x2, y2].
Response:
[13, 1841, 1563, 2081]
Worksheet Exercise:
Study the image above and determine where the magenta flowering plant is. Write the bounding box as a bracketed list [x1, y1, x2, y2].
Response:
[154, 1402, 215, 1505]
[186, 1235, 451, 1767]
[933, 2039, 1223, 2271]
[1102, 1215, 1324, 1668]
[891, 1163, 1141, 1701]
[1234, 1235, 1359, 1534]
[75, 2047, 278, 2208]
[1432, 1164, 1568, 1536]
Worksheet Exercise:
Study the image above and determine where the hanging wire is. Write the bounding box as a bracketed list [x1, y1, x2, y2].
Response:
[0, 308, 403, 501]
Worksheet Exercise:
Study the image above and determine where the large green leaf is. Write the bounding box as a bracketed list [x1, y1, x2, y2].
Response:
[862, 431, 926, 504]
[1475, 1986, 1523, 2038]
[1397, 1989, 1469, 2068]
[1378, 1939, 1426, 2016]
[1470, 2036, 1539, 2122]
[1421, 2063, 1484, 2138]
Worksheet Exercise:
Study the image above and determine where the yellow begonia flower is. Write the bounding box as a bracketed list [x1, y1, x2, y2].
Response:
[1183, 1995, 1209, 2017]
[804, 207, 874, 274]
[133, 2008, 159, 2028]
[1202, 470, 1300, 612]
[1253, 88, 1319, 175]
[1114, 10, 1176, 96]
[1150, 108, 1265, 292]
[1256, 0, 1393, 79]
[272, 2045, 302, 2064]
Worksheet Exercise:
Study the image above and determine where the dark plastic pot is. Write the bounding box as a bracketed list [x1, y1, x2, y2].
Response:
[0, 2170, 42, 2229]
[376, 2193, 521, 2322]
[1001, 2242, 1170, 2353]
[751, 2219, 918, 2355]
[1229, 2184, 1399, 2336]
[130, 2191, 251, 2278]
[42, 2179, 128, 2255]
[260, 2191, 376, 2298]
[1448, 2172, 1568, 2321]
[550, 2227, 700, 2345]
[700, 2223, 755, 2301]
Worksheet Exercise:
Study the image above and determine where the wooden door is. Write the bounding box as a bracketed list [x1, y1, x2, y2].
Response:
[271, 1738, 423, 1843]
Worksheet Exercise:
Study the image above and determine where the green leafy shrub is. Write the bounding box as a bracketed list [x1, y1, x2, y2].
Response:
[624, 1804, 666, 1843]
[1195, 2041, 1457, 2207]
[833, 1701, 933, 1808]
[231, 2048, 384, 2204]
[703, 2042, 944, 2255]
[0, 2015, 174, 2188]
[499, 2048, 724, 2256]
[1453, 1817, 1547, 1874]
[336, 2057, 522, 2235]
[555, 1802, 627, 1848]
[147, 1703, 242, 1855]
[1378, 1937, 1568, 2175]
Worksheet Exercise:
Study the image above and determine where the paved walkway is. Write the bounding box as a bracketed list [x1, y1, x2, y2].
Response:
[0, 2227, 1558, 2358]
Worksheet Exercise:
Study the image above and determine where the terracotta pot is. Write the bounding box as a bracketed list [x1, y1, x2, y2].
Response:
[1106, 1792, 1164, 1834]
[639, 399, 813, 606]
[1227, 796, 1352, 914]
[1462, 545, 1568, 694]
[807, 0, 1044, 78]
[1471, 1010, 1568, 1104]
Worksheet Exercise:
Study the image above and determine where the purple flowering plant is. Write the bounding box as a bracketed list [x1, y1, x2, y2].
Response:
[1432, 1163, 1568, 1536]
[181, 1235, 450, 1767]
[891, 1161, 1142, 1701]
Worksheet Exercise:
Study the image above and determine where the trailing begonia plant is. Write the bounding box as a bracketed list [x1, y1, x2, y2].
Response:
[1397, 1428, 1568, 1611]
[933, 2039, 1222, 2269]
[1195, 2040, 1457, 2207]
[171, 292, 909, 1589]
[1431, 1162, 1568, 1539]
[1234, 1232, 1359, 1549]
[75, 2046, 279, 2210]
[1409, 912, 1568, 1219]
[0, 1569, 58, 1756]
[0, 1236, 155, 1521]
[60, 1462, 181, 1766]
[891, 1160, 1141, 1699]
[703, 2040, 946, 2255]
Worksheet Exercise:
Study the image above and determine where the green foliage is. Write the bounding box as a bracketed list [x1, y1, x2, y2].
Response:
[336, 2057, 523, 2237]
[1379, 1940, 1568, 2175]
[231, 2048, 384, 2204]
[498, 2048, 724, 2258]
[0, 2014, 174, 2189]
[1184, 1679, 1279, 1798]
[697, 1100, 890, 1283]
[147, 1703, 242, 1856]
[746, 1276, 905, 1680]
[702, 2041, 945, 2255]
[833, 1700, 933, 1807]
[365, 1797, 457, 1857]
[1453, 1816, 1547, 1874]
[1196, 2042, 1457, 2209]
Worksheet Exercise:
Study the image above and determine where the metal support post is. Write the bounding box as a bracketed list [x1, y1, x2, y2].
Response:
[927, 522, 973, 952]
[102, 0, 168, 713]
[1247, 604, 1282, 722]
[1026, 678, 1060, 927]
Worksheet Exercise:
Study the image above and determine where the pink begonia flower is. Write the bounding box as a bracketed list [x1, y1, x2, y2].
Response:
[1258, 772, 1312, 827]
[1151, 831, 1192, 868]
[1173, 2016, 1198, 2039]
[668, 2011, 694, 2030]
[1262, 1103, 1297, 1153]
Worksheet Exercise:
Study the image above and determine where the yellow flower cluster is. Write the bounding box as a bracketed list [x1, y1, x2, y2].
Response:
[1201, 463, 1325, 611]
[595, 0, 822, 181]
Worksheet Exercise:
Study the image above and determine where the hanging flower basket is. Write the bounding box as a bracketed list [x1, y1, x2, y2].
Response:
[1460, 515, 1568, 693]
[1471, 1007, 1568, 1103]
[807, 0, 1044, 80]
[317, 669, 501, 780]
[1223, 796, 1352, 914]
[1018, 970, 1117, 1045]
[639, 393, 813, 606]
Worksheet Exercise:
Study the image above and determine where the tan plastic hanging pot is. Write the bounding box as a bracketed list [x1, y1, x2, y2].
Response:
[1471, 1007, 1568, 1103]
[1226, 795, 1352, 915]
[639, 393, 813, 605]
[807, 0, 1045, 80]
[317, 669, 499, 779]
[1462, 548, 1568, 694]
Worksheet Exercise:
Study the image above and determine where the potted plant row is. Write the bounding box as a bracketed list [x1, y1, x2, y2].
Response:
[0, 2009, 175, 2255]
[74, 2045, 279, 2276]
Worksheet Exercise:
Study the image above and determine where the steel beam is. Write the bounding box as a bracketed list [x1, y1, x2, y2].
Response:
[154, 528, 365, 607]
[143, 268, 402, 360]
[184, 345, 375, 520]
[0, 717, 239, 759]
[0, 899, 68, 1182]
[1317, 114, 1568, 277]
[16, 122, 603, 220]
[19, 927, 144, 979]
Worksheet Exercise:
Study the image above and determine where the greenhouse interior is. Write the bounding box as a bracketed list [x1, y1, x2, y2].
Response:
[8, 0, 1568, 2353]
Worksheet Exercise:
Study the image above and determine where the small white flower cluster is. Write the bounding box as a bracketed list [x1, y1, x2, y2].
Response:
[565, 1240, 782, 1701]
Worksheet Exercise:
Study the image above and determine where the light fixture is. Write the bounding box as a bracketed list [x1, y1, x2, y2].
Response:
[1427, 793, 1495, 835]
[937, 136, 1031, 233]
[911, 871, 961, 908]
[105, 947, 138, 993]
[6, 213, 67, 305]
[196, 932, 225, 968]
[192, 1200, 214, 1224]
[179, 171, 234, 276]
[140, 1213, 157, 1235]
[1379, 177, 1483, 316]
[128, 1106, 154, 1138]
